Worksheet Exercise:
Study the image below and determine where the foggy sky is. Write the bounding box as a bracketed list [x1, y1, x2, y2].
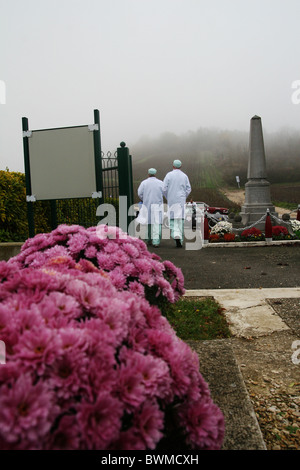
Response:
[1, 0, 300, 172]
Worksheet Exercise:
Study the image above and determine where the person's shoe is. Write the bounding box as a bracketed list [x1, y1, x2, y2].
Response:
[175, 239, 182, 248]
[152, 244, 160, 248]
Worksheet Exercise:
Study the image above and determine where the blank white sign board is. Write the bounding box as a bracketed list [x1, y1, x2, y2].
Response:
[28, 125, 97, 200]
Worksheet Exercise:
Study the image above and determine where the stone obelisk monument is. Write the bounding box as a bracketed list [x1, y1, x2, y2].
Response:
[240, 115, 277, 228]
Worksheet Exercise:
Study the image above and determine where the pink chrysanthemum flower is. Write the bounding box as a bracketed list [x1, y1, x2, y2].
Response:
[100, 302, 130, 344]
[134, 401, 164, 450]
[45, 414, 81, 450]
[128, 280, 145, 297]
[0, 260, 14, 279]
[76, 393, 123, 450]
[108, 267, 127, 290]
[48, 347, 90, 401]
[14, 303, 45, 334]
[126, 325, 149, 353]
[0, 374, 59, 448]
[1, 226, 225, 450]
[178, 398, 225, 450]
[84, 245, 98, 259]
[122, 262, 138, 277]
[120, 349, 172, 401]
[13, 325, 58, 376]
[65, 278, 101, 312]
[110, 427, 146, 450]
[39, 291, 82, 327]
[121, 242, 140, 259]
[118, 365, 146, 410]
[67, 232, 88, 254]
[9, 224, 186, 306]
[96, 252, 116, 271]
[155, 277, 176, 303]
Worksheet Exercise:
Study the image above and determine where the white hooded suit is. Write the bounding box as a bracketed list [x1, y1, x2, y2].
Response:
[137, 177, 164, 224]
[163, 168, 191, 219]
[163, 167, 191, 244]
[137, 175, 164, 246]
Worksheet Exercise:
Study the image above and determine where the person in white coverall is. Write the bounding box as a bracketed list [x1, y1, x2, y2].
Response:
[137, 168, 164, 247]
[163, 159, 191, 247]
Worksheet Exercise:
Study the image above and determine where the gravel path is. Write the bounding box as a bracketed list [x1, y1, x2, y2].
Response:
[222, 189, 289, 216]
[252, 298, 300, 450]
[230, 321, 300, 450]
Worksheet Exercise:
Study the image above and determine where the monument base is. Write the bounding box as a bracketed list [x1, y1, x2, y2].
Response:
[240, 206, 278, 230]
[240, 179, 277, 230]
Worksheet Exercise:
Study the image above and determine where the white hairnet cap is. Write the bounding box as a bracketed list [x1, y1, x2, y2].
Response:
[173, 159, 182, 168]
[148, 168, 157, 175]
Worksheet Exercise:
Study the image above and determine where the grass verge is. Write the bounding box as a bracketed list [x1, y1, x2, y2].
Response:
[164, 296, 231, 341]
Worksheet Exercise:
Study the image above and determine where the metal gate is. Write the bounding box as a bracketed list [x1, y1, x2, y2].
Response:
[101, 150, 119, 201]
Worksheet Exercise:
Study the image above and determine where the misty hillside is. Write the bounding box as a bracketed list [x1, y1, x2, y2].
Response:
[131, 127, 300, 190]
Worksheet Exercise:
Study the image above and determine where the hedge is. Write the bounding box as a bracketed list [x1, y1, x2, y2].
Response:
[0, 170, 118, 242]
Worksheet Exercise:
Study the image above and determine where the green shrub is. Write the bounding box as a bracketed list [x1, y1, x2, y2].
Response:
[0, 170, 29, 241]
[0, 169, 120, 242]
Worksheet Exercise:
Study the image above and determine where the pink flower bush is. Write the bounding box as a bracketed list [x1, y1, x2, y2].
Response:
[0, 260, 225, 450]
[10, 224, 185, 305]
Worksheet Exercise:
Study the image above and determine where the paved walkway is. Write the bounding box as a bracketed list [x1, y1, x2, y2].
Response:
[149, 241, 300, 290]
[184, 287, 300, 450]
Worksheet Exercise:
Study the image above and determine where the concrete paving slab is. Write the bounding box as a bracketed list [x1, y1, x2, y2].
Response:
[185, 288, 300, 338]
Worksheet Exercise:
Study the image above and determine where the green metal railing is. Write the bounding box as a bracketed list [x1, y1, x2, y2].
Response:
[102, 150, 119, 201]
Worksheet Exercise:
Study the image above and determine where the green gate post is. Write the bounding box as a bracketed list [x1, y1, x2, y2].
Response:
[93, 109, 103, 206]
[22, 117, 35, 238]
[128, 152, 135, 235]
[50, 200, 58, 230]
[117, 142, 134, 234]
[128, 152, 134, 210]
